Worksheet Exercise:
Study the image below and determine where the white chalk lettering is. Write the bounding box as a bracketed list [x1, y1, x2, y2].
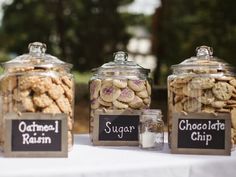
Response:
[22, 133, 51, 144]
[104, 121, 136, 139]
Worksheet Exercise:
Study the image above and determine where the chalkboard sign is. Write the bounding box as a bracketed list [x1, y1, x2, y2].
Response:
[171, 113, 231, 155]
[93, 110, 141, 146]
[4, 113, 68, 157]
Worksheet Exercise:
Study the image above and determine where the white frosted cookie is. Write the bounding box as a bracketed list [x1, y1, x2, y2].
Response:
[137, 89, 149, 98]
[212, 82, 233, 101]
[98, 97, 112, 107]
[90, 79, 101, 99]
[129, 96, 144, 109]
[143, 97, 151, 105]
[128, 80, 146, 92]
[113, 100, 129, 109]
[113, 79, 127, 88]
[117, 87, 135, 103]
[100, 83, 121, 102]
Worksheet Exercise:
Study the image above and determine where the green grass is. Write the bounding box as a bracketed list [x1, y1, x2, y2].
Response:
[73, 71, 92, 84]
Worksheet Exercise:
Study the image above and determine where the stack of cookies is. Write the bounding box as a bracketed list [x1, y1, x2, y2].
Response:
[89, 78, 151, 137]
[0, 66, 74, 149]
[168, 75, 236, 146]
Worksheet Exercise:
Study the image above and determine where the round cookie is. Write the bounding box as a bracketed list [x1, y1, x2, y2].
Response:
[113, 100, 128, 109]
[98, 97, 112, 107]
[197, 90, 215, 105]
[229, 79, 236, 87]
[211, 101, 226, 108]
[136, 89, 149, 98]
[202, 106, 215, 114]
[117, 88, 135, 103]
[129, 96, 144, 109]
[171, 76, 192, 84]
[100, 83, 121, 102]
[188, 77, 215, 89]
[48, 84, 64, 100]
[183, 85, 201, 97]
[113, 79, 127, 88]
[183, 98, 201, 112]
[143, 97, 151, 105]
[90, 79, 101, 99]
[170, 87, 184, 95]
[33, 93, 53, 108]
[42, 103, 61, 114]
[212, 82, 233, 101]
[128, 80, 146, 92]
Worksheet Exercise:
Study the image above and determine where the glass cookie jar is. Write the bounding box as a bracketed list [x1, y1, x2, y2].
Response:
[0, 42, 74, 150]
[89, 51, 152, 142]
[168, 46, 236, 148]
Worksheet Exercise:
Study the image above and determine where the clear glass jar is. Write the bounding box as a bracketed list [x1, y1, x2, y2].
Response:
[89, 51, 152, 142]
[168, 46, 236, 149]
[0, 42, 74, 151]
[139, 109, 164, 150]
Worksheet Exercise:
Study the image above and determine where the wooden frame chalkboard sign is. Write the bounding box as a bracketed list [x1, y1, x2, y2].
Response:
[92, 110, 141, 146]
[171, 112, 231, 155]
[4, 113, 68, 157]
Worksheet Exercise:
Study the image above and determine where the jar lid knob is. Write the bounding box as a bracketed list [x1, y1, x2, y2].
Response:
[28, 42, 47, 57]
[196, 45, 213, 57]
[113, 51, 128, 62]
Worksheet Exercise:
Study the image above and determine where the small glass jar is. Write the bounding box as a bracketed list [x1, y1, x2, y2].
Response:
[139, 109, 164, 150]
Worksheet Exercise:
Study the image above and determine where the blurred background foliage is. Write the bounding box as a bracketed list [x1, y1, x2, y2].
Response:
[155, 0, 236, 83]
[0, 0, 132, 71]
[1, 0, 235, 85]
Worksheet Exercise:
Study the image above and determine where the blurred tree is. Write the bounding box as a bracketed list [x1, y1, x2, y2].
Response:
[0, 0, 132, 71]
[154, 0, 236, 85]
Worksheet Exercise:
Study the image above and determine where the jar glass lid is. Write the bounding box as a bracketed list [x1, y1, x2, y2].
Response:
[171, 46, 234, 73]
[2, 42, 72, 70]
[95, 51, 150, 75]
